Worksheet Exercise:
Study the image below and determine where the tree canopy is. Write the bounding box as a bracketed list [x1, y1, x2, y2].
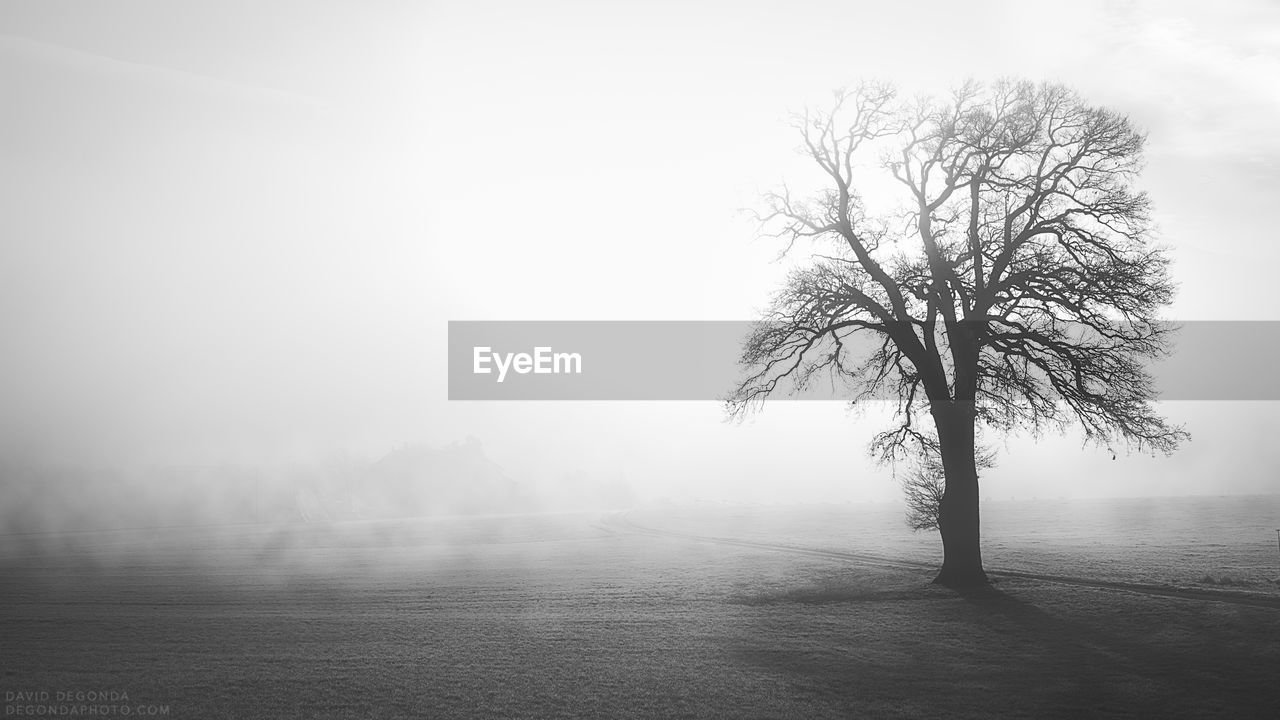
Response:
[728, 80, 1187, 586]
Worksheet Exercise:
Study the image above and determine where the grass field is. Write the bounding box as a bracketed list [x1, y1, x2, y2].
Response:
[631, 496, 1280, 592]
[3, 506, 1279, 719]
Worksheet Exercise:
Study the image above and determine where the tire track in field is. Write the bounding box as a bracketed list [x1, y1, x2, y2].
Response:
[606, 511, 1280, 610]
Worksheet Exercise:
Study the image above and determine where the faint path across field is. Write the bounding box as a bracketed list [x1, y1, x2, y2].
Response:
[609, 509, 1280, 610]
[5, 508, 1280, 718]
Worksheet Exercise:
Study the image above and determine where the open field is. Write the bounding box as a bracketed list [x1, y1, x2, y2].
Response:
[3, 502, 1280, 719]
[629, 495, 1280, 594]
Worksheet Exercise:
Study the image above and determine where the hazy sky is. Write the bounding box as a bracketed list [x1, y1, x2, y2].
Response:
[2, 0, 1279, 502]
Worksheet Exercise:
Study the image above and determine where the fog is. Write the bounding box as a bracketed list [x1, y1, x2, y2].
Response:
[3, 1, 1279, 542]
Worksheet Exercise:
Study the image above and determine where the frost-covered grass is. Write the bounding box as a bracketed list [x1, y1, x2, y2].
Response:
[2, 507, 1279, 718]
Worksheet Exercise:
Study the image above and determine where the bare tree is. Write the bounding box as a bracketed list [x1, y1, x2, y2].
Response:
[901, 438, 995, 532]
[902, 453, 947, 532]
[727, 80, 1187, 587]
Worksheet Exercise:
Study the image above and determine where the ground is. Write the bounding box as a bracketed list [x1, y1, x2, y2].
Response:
[2, 509, 1278, 719]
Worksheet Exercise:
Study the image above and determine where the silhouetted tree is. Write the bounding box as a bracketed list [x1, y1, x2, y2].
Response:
[727, 80, 1187, 587]
[901, 438, 995, 532]
[902, 452, 947, 532]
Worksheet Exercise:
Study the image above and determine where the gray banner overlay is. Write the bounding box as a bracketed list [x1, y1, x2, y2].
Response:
[448, 321, 1280, 401]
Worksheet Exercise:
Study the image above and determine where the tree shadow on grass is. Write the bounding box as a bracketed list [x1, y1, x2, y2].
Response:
[729, 578, 1280, 719]
[952, 579, 1269, 712]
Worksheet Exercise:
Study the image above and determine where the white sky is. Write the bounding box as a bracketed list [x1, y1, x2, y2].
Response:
[1, 0, 1279, 502]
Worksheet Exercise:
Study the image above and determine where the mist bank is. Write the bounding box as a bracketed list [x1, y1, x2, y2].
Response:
[0, 437, 634, 537]
[4, 399, 1280, 543]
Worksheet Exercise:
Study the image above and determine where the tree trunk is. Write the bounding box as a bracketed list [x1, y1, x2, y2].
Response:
[931, 401, 988, 587]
